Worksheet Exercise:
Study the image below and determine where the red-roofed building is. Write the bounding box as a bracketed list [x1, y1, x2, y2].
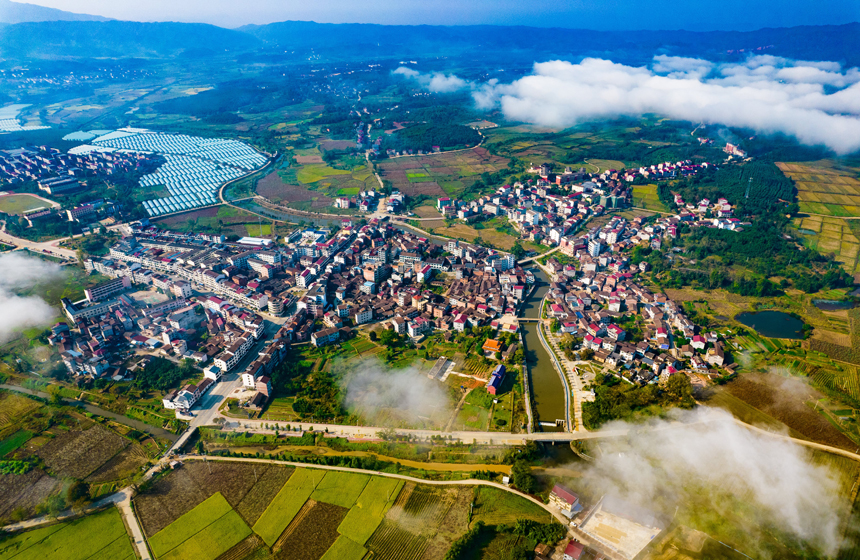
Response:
[563, 541, 585, 560]
[549, 484, 582, 518]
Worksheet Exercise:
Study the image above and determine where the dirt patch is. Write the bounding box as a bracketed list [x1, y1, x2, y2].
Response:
[256, 171, 333, 209]
[413, 205, 443, 219]
[155, 206, 219, 223]
[35, 424, 128, 480]
[296, 155, 325, 164]
[272, 500, 349, 560]
[86, 445, 148, 484]
[0, 469, 60, 518]
[320, 140, 355, 152]
[135, 461, 293, 537]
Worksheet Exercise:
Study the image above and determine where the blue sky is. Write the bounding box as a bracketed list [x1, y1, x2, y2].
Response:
[18, 0, 860, 29]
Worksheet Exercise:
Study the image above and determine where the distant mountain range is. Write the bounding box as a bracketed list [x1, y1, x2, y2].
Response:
[0, 0, 109, 24]
[0, 18, 858, 66]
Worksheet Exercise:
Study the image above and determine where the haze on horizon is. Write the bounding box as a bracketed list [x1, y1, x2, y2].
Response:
[5, 0, 859, 30]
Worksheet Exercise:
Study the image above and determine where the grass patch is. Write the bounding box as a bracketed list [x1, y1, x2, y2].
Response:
[471, 487, 551, 526]
[296, 164, 351, 184]
[311, 471, 370, 509]
[253, 468, 326, 546]
[337, 187, 360, 196]
[0, 194, 52, 215]
[0, 507, 134, 560]
[149, 493, 233, 557]
[338, 476, 404, 546]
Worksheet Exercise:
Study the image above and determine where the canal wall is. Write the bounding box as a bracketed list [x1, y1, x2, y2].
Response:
[537, 322, 573, 432]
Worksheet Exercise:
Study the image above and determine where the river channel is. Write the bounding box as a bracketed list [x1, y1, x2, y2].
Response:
[519, 270, 566, 431]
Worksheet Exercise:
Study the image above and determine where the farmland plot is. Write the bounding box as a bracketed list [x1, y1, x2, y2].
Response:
[35, 424, 128, 479]
[0, 506, 134, 560]
[366, 519, 429, 560]
[271, 501, 348, 560]
[310, 471, 369, 508]
[0, 469, 61, 518]
[319, 535, 367, 560]
[253, 468, 326, 546]
[337, 476, 404, 546]
[149, 492, 234, 557]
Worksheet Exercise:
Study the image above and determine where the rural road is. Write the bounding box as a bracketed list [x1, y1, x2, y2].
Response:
[0, 226, 78, 260]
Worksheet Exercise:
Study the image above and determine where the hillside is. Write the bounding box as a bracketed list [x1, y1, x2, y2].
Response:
[0, 0, 108, 23]
[0, 20, 260, 58]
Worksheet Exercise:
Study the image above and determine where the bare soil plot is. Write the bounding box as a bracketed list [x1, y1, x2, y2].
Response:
[0, 469, 60, 518]
[86, 445, 148, 483]
[255, 172, 333, 209]
[35, 424, 128, 480]
[272, 501, 348, 560]
[295, 155, 324, 164]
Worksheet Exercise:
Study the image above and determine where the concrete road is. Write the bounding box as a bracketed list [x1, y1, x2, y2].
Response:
[0, 228, 78, 260]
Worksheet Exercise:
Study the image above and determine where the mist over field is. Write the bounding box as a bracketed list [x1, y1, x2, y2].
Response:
[338, 358, 452, 427]
[0, 253, 65, 342]
[396, 54, 860, 154]
[580, 407, 847, 557]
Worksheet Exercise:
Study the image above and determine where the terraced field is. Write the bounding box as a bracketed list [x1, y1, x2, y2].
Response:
[777, 161, 860, 217]
[792, 214, 860, 279]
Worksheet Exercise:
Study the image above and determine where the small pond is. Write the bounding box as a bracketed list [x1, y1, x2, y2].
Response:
[735, 310, 807, 339]
[812, 299, 857, 311]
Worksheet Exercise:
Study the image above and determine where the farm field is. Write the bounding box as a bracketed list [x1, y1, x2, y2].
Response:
[135, 461, 295, 536]
[631, 184, 671, 213]
[153, 204, 277, 238]
[253, 467, 327, 546]
[135, 460, 560, 560]
[149, 492, 252, 560]
[378, 147, 509, 198]
[0, 194, 55, 215]
[777, 160, 860, 217]
[0, 506, 134, 560]
[793, 213, 860, 278]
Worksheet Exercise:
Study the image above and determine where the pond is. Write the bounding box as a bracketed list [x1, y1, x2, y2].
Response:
[735, 311, 807, 339]
[812, 299, 857, 311]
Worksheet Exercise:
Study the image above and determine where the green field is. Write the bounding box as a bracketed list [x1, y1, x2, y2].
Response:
[471, 487, 551, 526]
[0, 429, 32, 457]
[160, 509, 251, 560]
[0, 195, 52, 215]
[253, 467, 326, 546]
[0, 507, 134, 560]
[632, 184, 671, 213]
[296, 164, 352, 184]
[149, 492, 233, 556]
[337, 476, 405, 546]
[320, 535, 368, 560]
[311, 471, 370, 509]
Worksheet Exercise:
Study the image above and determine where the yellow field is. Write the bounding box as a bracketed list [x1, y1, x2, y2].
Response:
[793, 214, 860, 278]
[777, 161, 860, 217]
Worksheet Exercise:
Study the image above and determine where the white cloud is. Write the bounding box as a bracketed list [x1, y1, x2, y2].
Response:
[395, 54, 860, 154]
[0, 253, 65, 343]
[581, 407, 846, 557]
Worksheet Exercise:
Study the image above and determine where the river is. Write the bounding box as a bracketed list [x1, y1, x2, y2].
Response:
[519, 270, 566, 432]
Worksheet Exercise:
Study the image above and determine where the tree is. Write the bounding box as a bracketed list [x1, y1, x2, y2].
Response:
[510, 243, 526, 259]
[369, 331, 378, 342]
[510, 460, 536, 494]
[580, 348, 594, 361]
[664, 373, 695, 407]
[67, 481, 90, 506]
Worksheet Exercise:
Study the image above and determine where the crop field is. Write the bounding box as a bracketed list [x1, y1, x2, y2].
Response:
[34, 424, 128, 479]
[366, 520, 429, 560]
[253, 468, 327, 546]
[0, 194, 54, 215]
[149, 492, 252, 560]
[271, 501, 348, 560]
[0, 506, 134, 560]
[793, 214, 860, 277]
[632, 184, 671, 213]
[84, 444, 148, 484]
[430, 223, 479, 242]
[153, 204, 271, 237]
[135, 461, 294, 536]
[777, 161, 860, 217]
[584, 159, 627, 173]
[260, 397, 299, 422]
[255, 171, 333, 210]
[337, 476, 405, 546]
[0, 392, 41, 431]
[413, 205, 443, 218]
[319, 535, 367, 560]
[0, 430, 32, 457]
[378, 147, 509, 198]
[310, 471, 369, 508]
